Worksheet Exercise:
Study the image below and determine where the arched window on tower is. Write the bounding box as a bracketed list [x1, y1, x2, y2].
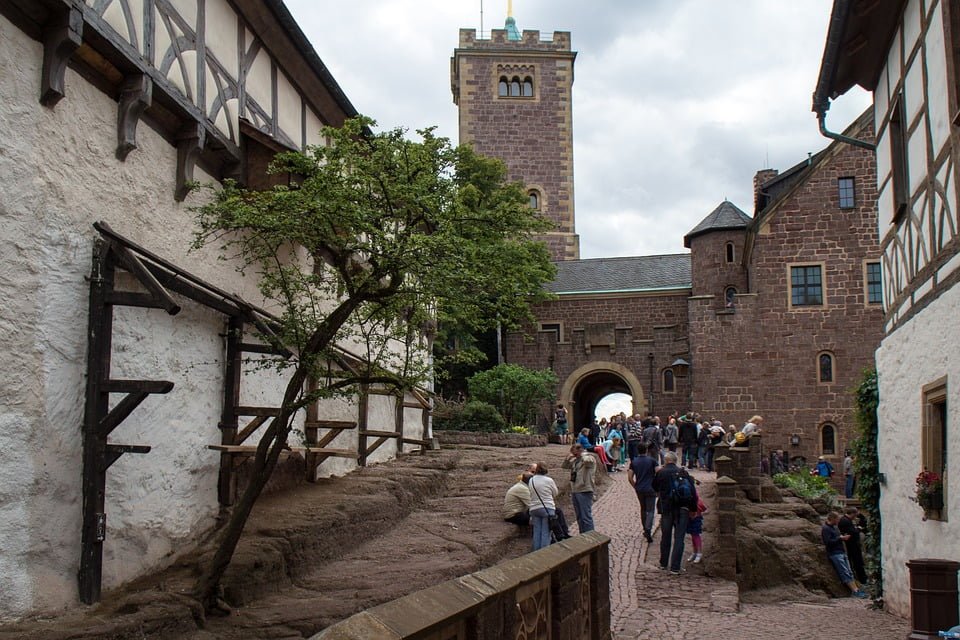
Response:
[662, 369, 675, 393]
[725, 242, 735, 263]
[528, 189, 540, 210]
[522, 76, 534, 97]
[510, 77, 521, 97]
[818, 352, 834, 383]
[498, 77, 508, 97]
[724, 286, 737, 308]
[820, 423, 836, 456]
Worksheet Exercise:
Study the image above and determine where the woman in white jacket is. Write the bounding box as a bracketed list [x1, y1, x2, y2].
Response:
[527, 463, 560, 551]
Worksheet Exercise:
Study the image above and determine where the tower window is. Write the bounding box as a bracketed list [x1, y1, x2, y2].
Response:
[838, 177, 855, 209]
[724, 286, 737, 308]
[818, 352, 834, 383]
[662, 369, 675, 393]
[528, 190, 540, 209]
[725, 242, 735, 263]
[497, 72, 534, 98]
[522, 77, 533, 97]
[820, 423, 836, 456]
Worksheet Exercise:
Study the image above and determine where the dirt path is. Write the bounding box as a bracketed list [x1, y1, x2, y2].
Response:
[0, 443, 588, 640]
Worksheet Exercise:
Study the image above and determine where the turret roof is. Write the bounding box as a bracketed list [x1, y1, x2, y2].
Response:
[683, 200, 752, 247]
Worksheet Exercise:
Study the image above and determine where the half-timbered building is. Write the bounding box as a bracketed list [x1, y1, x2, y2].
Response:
[814, 0, 960, 617]
[0, 0, 430, 620]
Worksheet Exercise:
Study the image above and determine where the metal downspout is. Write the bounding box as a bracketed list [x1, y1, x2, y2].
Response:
[817, 111, 875, 150]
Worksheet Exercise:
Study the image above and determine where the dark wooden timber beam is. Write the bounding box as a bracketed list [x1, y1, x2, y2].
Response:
[40, 5, 82, 107]
[109, 240, 180, 315]
[174, 123, 205, 202]
[103, 444, 151, 471]
[116, 74, 152, 160]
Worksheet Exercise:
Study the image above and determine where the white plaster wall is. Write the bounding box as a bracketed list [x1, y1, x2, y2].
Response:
[876, 283, 960, 618]
[0, 14, 278, 620]
[367, 395, 399, 464]
[0, 10, 427, 621]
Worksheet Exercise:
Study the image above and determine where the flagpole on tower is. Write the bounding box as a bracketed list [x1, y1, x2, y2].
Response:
[480, 0, 483, 37]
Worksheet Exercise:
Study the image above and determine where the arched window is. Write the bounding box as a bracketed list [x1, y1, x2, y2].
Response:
[724, 286, 737, 308]
[528, 190, 540, 209]
[725, 242, 735, 263]
[498, 77, 508, 97]
[662, 369, 675, 393]
[522, 76, 534, 97]
[510, 77, 521, 97]
[818, 352, 834, 383]
[820, 423, 836, 456]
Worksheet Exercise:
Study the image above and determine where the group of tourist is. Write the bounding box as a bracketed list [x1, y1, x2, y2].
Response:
[821, 506, 870, 598]
[510, 407, 872, 599]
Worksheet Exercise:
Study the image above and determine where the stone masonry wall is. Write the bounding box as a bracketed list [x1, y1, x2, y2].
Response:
[452, 28, 578, 261]
[505, 291, 692, 428]
[688, 118, 883, 469]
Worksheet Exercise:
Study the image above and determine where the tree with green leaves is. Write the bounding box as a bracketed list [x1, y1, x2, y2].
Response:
[467, 363, 558, 427]
[190, 116, 555, 612]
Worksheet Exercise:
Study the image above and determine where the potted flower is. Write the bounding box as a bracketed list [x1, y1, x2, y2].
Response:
[915, 470, 944, 515]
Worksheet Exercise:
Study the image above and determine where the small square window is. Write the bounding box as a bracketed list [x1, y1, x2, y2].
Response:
[540, 322, 562, 342]
[791, 265, 823, 306]
[838, 177, 855, 209]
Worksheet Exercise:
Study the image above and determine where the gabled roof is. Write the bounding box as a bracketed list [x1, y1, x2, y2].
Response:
[547, 255, 691, 295]
[812, 0, 906, 114]
[683, 201, 752, 248]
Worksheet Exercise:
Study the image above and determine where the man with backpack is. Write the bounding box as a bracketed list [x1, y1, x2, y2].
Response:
[653, 451, 698, 574]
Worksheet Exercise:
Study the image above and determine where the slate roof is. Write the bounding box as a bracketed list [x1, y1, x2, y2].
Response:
[547, 254, 692, 294]
[683, 200, 752, 247]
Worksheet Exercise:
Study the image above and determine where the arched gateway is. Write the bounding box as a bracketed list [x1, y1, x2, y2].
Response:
[559, 362, 646, 431]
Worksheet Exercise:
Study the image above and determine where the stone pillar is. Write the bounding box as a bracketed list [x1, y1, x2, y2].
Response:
[714, 453, 733, 480]
[727, 436, 762, 501]
[715, 475, 738, 582]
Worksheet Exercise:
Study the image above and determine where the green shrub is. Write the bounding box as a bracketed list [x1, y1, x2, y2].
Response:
[506, 425, 531, 435]
[773, 471, 839, 506]
[467, 364, 557, 427]
[432, 398, 505, 432]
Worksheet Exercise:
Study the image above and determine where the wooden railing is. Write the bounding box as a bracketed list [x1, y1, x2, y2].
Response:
[312, 531, 611, 640]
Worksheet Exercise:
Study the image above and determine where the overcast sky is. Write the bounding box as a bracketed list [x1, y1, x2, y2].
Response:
[285, 0, 871, 259]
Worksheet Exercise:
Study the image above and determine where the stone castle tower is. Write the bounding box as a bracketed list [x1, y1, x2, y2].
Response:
[450, 12, 580, 261]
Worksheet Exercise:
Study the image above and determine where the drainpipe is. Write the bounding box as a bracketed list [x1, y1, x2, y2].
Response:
[816, 110, 875, 151]
[648, 352, 654, 415]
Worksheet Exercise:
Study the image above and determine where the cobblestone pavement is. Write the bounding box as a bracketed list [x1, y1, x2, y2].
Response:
[590, 466, 912, 640]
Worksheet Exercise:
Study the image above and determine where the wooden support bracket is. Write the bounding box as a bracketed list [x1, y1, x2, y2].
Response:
[116, 74, 153, 160]
[102, 444, 151, 471]
[40, 6, 82, 107]
[109, 239, 180, 315]
[98, 383, 174, 437]
[174, 124, 205, 202]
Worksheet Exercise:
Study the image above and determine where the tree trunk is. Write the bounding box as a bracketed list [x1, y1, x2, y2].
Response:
[194, 296, 363, 614]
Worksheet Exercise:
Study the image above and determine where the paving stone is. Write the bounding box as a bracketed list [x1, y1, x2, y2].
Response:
[587, 468, 912, 639]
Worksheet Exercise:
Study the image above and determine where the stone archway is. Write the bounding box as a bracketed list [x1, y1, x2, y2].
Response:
[559, 361, 647, 432]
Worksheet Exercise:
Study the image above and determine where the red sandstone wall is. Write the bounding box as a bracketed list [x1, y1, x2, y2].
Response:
[688, 119, 882, 466]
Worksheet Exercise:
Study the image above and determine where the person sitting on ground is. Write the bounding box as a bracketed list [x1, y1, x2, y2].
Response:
[821, 511, 868, 598]
[502, 472, 533, 527]
[577, 428, 592, 450]
[603, 435, 624, 471]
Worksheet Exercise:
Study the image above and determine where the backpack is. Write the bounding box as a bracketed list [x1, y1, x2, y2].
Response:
[668, 471, 694, 507]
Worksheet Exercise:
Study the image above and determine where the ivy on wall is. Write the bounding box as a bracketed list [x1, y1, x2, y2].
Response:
[852, 368, 882, 600]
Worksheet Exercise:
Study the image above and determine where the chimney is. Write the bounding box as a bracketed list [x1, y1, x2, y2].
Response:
[753, 169, 778, 214]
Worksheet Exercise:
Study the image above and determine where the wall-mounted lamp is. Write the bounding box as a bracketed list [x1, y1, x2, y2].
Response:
[671, 357, 690, 378]
[789, 434, 801, 447]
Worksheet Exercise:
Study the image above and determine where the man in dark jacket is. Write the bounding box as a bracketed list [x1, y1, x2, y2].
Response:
[652, 451, 698, 573]
[678, 414, 699, 468]
[627, 443, 658, 542]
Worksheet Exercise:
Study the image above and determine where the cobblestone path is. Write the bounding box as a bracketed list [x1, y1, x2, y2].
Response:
[588, 467, 912, 640]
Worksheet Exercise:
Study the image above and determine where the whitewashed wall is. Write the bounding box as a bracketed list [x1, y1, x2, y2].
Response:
[876, 284, 960, 617]
[0, 11, 426, 622]
[870, 0, 960, 619]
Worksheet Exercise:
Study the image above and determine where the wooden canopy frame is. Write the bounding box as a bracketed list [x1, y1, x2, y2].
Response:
[80, 222, 432, 605]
